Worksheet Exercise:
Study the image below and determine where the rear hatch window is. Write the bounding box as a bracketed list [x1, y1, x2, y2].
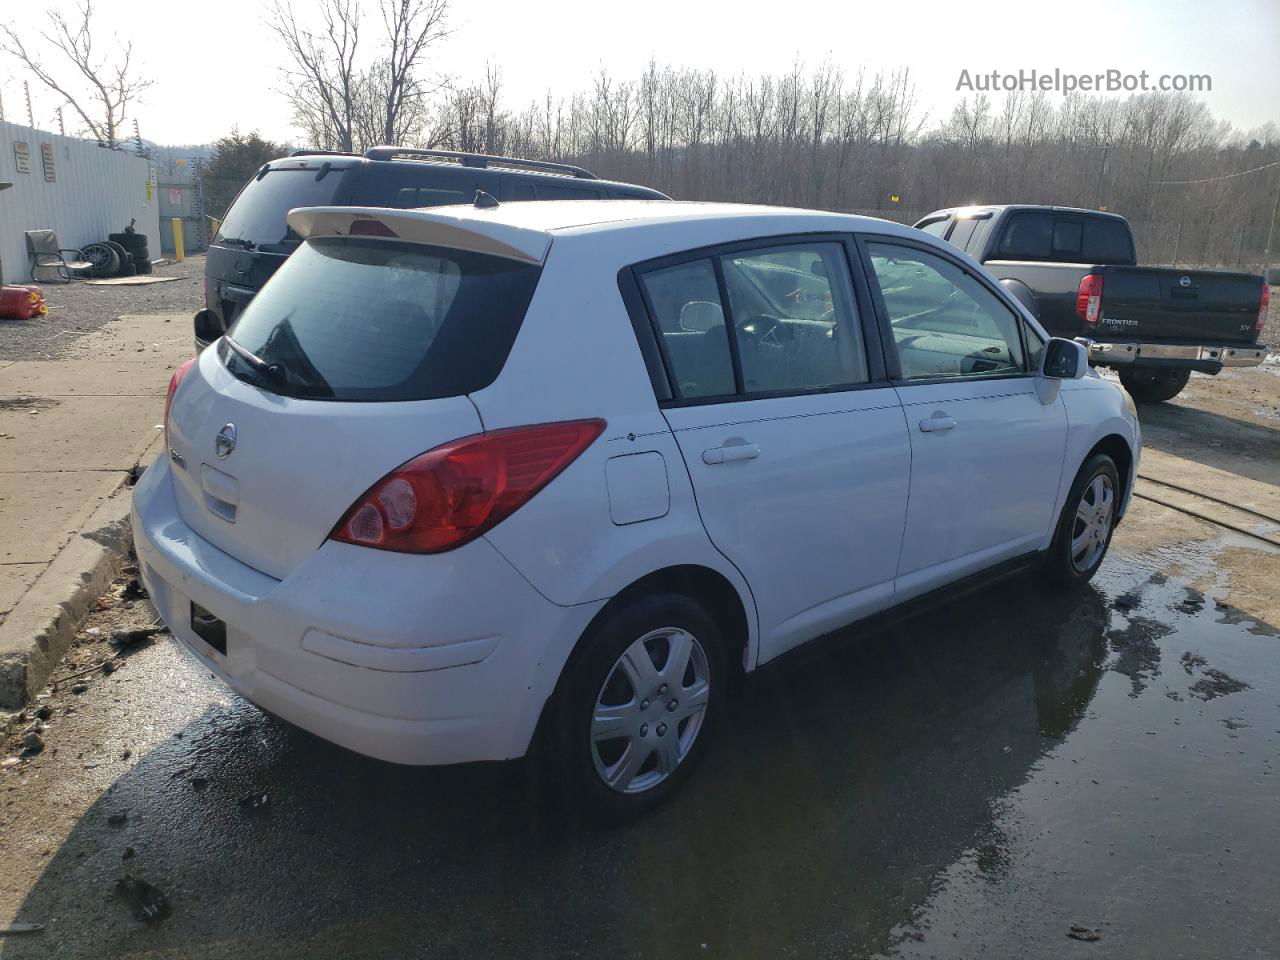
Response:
[215, 168, 351, 252]
[221, 237, 541, 401]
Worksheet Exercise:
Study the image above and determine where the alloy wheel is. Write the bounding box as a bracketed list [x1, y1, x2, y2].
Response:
[590, 627, 711, 794]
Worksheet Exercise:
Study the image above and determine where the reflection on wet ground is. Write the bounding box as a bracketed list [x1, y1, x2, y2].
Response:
[4, 538, 1278, 959]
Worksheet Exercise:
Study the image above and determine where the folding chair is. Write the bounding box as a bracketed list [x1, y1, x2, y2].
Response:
[26, 229, 93, 283]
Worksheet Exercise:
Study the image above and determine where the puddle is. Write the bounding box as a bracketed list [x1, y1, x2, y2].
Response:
[4, 535, 1279, 959]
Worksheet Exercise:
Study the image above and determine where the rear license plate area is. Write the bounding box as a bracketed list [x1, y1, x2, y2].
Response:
[190, 602, 227, 655]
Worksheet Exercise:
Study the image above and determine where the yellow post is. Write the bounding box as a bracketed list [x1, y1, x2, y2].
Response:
[208, 216, 221, 239]
[171, 217, 185, 263]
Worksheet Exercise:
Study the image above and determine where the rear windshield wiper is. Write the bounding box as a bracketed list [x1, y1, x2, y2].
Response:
[219, 237, 257, 250]
[224, 336, 284, 382]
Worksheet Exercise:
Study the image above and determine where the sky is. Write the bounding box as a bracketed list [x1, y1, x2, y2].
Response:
[1, 0, 1277, 146]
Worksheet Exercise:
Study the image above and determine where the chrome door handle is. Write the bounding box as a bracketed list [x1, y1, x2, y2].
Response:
[703, 443, 760, 464]
[918, 416, 957, 433]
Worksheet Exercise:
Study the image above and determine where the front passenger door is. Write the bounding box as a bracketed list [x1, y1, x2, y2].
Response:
[863, 238, 1068, 600]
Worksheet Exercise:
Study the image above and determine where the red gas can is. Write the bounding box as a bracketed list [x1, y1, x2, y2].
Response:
[0, 285, 48, 320]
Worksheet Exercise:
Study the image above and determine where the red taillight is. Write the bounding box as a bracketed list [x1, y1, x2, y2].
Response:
[349, 218, 398, 237]
[1257, 281, 1271, 336]
[164, 358, 196, 448]
[1076, 273, 1104, 328]
[331, 419, 606, 553]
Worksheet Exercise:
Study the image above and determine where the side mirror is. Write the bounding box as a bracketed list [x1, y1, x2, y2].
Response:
[193, 308, 224, 351]
[679, 300, 724, 332]
[1040, 337, 1087, 380]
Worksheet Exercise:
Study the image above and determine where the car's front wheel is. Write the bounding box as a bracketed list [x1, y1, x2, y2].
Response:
[1045, 453, 1120, 586]
[550, 593, 724, 820]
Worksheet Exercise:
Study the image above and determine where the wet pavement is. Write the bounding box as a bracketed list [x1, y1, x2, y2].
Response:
[1, 531, 1278, 959]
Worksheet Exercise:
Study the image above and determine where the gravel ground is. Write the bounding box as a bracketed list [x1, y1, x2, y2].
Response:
[0, 258, 204, 362]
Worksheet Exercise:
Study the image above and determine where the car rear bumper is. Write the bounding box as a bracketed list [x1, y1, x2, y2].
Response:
[130, 456, 603, 765]
[1080, 338, 1268, 371]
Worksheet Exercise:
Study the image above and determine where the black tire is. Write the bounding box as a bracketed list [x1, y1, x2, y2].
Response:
[547, 592, 725, 820]
[135, 257, 153, 275]
[1118, 367, 1190, 403]
[81, 242, 120, 278]
[1044, 453, 1120, 587]
[123, 234, 149, 256]
[103, 240, 131, 277]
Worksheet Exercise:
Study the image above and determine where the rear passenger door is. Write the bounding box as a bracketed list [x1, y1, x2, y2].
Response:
[631, 236, 911, 664]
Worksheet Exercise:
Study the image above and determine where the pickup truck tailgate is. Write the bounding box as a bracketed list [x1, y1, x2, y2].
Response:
[1100, 267, 1262, 343]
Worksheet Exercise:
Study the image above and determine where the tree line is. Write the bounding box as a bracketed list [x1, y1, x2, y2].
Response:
[252, 0, 1280, 269]
[428, 64, 1280, 270]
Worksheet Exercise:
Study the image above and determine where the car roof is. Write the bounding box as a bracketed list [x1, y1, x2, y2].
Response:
[263, 153, 668, 196]
[922, 203, 1128, 222]
[287, 200, 923, 264]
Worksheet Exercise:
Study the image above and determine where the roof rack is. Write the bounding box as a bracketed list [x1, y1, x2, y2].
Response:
[288, 149, 360, 158]
[362, 146, 597, 180]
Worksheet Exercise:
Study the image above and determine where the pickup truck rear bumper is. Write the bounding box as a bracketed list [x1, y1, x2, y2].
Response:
[1078, 339, 1268, 373]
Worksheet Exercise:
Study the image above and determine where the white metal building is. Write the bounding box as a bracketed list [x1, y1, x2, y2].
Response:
[0, 120, 160, 285]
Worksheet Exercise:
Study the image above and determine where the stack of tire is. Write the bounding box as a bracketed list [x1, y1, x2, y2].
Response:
[80, 230, 152, 279]
[109, 229, 153, 275]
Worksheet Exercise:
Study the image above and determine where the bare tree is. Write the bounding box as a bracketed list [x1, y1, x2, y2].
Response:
[271, 0, 362, 151]
[270, 0, 450, 152]
[377, 0, 450, 144]
[1, 0, 151, 147]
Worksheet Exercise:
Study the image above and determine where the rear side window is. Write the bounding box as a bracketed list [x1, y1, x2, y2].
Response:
[917, 218, 951, 238]
[1083, 218, 1135, 264]
[393, 186, 470, 208]
[996, 212, 1052, 259]
[215, 168, 349, 251]
[947, 218, 979, 251]
[638, 241, 868, 400]
[640, 260, 735, 399]
[221, 238, 541, 401]
[535, 183, 604, 200]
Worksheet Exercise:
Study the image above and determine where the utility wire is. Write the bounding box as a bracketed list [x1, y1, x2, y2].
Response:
[1153, 158, 1280, 185]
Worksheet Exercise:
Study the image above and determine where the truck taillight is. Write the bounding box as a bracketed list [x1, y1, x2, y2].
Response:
[1076, 274, 1104, 328]
[330, 419, 606, 554]
[1258, 281, 1271, 336]
[164, 358, 196, 449]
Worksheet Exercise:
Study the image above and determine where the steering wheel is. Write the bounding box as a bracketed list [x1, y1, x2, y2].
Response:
[739, 314, 790, 347]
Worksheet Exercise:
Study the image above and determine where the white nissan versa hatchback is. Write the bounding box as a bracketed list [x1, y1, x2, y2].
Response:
[133, 199, 1140, 816]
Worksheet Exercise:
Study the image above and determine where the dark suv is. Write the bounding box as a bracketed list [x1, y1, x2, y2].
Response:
[195, 147, 670, 348]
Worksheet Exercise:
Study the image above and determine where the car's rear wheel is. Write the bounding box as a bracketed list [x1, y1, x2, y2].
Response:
[1118, 367, 1190, 403]
[550, 593, 723, 819]
[1045, 453, 1119, 586]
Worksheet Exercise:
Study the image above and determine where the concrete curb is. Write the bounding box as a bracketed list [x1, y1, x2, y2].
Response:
[0, 485, 132, 712]
[0, 436, 161, 714]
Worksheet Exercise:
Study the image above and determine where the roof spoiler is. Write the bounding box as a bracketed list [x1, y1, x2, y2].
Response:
[286, 206, 552, 264]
